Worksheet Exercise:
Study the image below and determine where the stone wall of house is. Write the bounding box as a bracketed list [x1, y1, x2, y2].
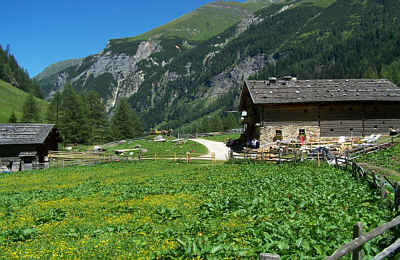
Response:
[259, 123, 320, 147]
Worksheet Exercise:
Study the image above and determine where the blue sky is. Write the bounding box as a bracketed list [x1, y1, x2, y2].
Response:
[1, 0, 238, 77]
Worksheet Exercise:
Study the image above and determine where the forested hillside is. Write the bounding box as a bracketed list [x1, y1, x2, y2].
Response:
[0, 45, 42, 97]
[36, 0, 400, 132]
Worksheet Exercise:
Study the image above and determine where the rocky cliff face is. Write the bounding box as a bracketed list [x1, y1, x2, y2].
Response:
[37, 1, 275, 119]
[48, 40, 162, 110]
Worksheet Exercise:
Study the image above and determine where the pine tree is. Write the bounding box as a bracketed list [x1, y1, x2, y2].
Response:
[59, 84, 90, 143]
[111, 98, 142, 140]
[84, 91, 110, 143]
[46, 92, 62, 124]
[8, 112, 17, 123]
[223, 113, 238, 131]
[209, 114, 223, 132]
[21, 94, 41, 123]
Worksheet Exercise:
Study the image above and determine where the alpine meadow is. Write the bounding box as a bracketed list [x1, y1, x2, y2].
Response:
[1, 0, 400, 259]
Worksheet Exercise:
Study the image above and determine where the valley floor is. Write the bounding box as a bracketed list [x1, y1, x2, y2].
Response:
[0, 160, 395, 258]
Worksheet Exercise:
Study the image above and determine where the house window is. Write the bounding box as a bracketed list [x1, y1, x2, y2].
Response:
[298, 129, 306, 142]
[273, 130, 282, 141]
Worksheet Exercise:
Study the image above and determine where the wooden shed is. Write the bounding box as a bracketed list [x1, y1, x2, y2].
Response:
[239, 78, 400, 147]
[0, 124, 62, 171]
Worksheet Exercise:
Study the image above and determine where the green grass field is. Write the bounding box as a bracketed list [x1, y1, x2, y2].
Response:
[0, 160, 395, 258]
[69, 136, 208, 158]
[0, 79, 48, 123]
[201, 133, 240, 143]
[357, 144, 400, 182]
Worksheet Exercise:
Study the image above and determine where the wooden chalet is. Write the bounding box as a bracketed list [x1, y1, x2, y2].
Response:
[0, 124, 62, 171]
[239, 77, 400, 147]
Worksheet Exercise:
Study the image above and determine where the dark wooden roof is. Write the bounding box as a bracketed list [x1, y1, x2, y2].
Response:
[0, 124, 55, 145]
[244, 79, 400, 105]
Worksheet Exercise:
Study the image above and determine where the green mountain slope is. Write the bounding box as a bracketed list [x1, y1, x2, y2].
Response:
[0, 80, 48, 123]
[34, 58, 82, 81]
[111, 1, 273, 44]
[37, 0, 400, 133]
[130, 0, 400, 130]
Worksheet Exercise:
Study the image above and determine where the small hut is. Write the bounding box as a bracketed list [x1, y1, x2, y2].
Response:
[0, 124, 62, 171]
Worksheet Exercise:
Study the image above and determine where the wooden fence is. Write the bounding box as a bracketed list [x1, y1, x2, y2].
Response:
[46, 151, 218, 169]
[231, 147, 303, 163]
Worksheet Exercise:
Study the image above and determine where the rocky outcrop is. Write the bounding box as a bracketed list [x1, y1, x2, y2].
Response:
[45, 40, 162, 110]
[208, 54, 265, 97]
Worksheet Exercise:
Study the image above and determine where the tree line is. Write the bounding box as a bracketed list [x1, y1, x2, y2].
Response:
[0, 44, 42, 97]
[9, 84, 143, 144]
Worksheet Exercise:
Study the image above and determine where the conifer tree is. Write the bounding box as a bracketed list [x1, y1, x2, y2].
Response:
[209, 114, 223, 132]
[46, 92, 62, 124]
[59, 84, 90, 143]
[84, 91, 110, 143]
[223, 113, 238, 131]
[8, 112, 17, 123]
[21, 94, 41, 123]
[111, 98, 142, 140]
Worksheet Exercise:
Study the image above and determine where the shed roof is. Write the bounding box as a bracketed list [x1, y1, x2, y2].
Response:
[244, 79, 400, 105]
[0, 124, 55, 145]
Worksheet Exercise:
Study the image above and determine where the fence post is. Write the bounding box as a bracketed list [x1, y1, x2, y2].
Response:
[211, 152, 216, 164]
[279, 150, 281, 164]
[260, 253, 280, 260]
[394, 182, 400, 214]
[174, 152, 177, 162]
[372, 171, 377, 188]
[138, 150, 142, 161]
[186, 152, 190, 164]
[352, 222, 363, 260]
[317, 152, 320, 167]
[62, 160, 64, 168]
[154, 152, 157, 161]
[335, 156, 338, 168]
[380, 176, 386, 199]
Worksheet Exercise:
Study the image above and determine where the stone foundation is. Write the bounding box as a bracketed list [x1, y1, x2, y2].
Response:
[259, 124, 320, 147]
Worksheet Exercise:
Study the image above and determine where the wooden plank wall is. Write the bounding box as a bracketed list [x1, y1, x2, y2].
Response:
[262, 104, 319, 123]
[0, 144, 37, 157]
[260, 103, 400, 137]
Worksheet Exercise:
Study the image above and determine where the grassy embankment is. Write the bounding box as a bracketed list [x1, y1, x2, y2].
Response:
[357, 144, 400, 182]
[0, 160, 395, 258]
[66, 136, 208, 158]
[0, 79, 48, 123]
[201, 133, 240, 143]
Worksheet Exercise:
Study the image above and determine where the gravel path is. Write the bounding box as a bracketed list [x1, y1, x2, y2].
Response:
[190, 138, 230, 161]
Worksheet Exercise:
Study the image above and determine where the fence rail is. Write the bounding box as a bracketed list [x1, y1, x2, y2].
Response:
[46, 150, 218, 169]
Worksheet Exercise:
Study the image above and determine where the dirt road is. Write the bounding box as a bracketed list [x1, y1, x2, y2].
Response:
[190, 138, 230, 161]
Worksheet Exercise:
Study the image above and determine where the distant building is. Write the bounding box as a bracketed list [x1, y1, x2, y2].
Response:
[239, 78, 400, 147]
[0, 124, 62, 171]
